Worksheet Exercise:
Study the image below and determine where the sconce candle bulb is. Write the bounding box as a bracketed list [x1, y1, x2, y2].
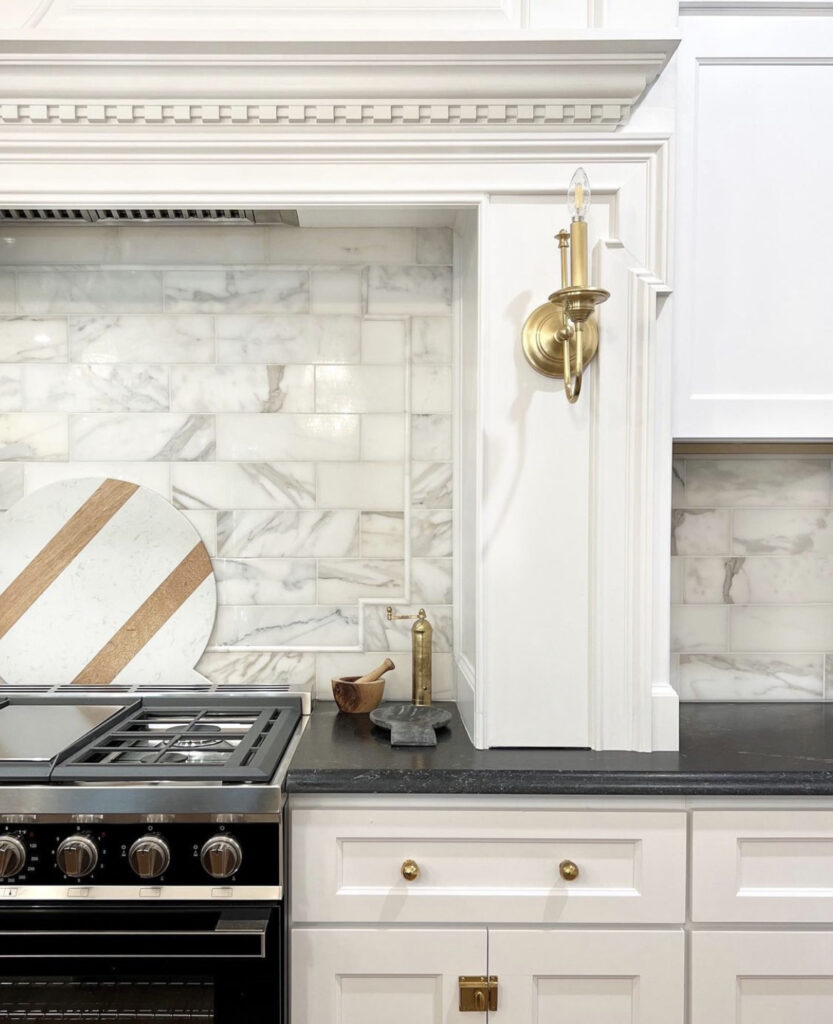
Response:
[567, 166, 591, 221]
[568, 167, 591, 288]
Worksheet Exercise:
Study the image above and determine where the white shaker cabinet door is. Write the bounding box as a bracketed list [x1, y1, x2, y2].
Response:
[488, 928, 684, 1023]
[291, 927, 486, 1024]
[692, 932, 833, 1024]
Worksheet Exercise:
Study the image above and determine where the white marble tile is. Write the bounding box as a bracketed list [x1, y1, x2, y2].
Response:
[25, 461, 170, 498]
[676, 653, 824, 700]
[23, 364, 168, 412]
[0, 414, 67, 461]
[215, 315, 361, 364]
[411, 557, 453, 604]
[688, 554, 833, 605]
[0, 368, 21, 412]
[164, 270, 308, 313]
[180, 510, 217, 555]
[218, 509, 359, 558]
[363, 604, 452, 653]
[317, 462, 404, 510]
[732, 509, 833, 555]
[412, 365, 452, 414]
[360, 511, 404, 557]
[684, 557, 748, 604]
[211, 605, 359, 647]
[671, 458, 685, 506]
[670, 604, 728, 652]
[732, 605, 833, 651]
[411, 317, 453, 363]
[0, 274, 13, 313]
[213, 558, 316, 605]
[671, 509, 730, 555]
[215, 413, 359, 462]
[412, 461, 452, 508]
[267, 227, 415, 266]
[172, 462, 315, 510]
[670, 557, 684, 603]
[684, 458, 832, 508]
[0, 226, 120, 265]
[70, 315, 213, 363]
[411, 509, 452, 557]
[171, 364, 313, 413]
[317, 558, 405, 602]
[71, 413, 214, 461]
[0, 464, 24, 509]
[360, 414, 406, 462]
[310, 269, 363, 315]
[0, 318, 68, 362]
[17, 271, 163, 313]
[314, 650, 453, 702]
[361, 318, 406, 363]
[411, 414, 452, 461]
[315, 365, 405, 413]
[118, 225, 267, 265]
[197, 649, 315, 687]
[415, 228, 453, 265]
[366, 266, 452, 315]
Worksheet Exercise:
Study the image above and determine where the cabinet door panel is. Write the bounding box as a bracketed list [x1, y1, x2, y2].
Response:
[489, 928, 684, 1023]
[291, 927, 486, 1024]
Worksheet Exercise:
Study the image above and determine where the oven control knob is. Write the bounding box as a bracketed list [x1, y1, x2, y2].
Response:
[128, 835, 171, 879]
[56, 834, 99, 878]
[0, 835, 26, 878]
[200, 835, 243, 879]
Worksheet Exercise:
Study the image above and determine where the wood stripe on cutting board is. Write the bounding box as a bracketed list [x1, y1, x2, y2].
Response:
[72, 542, 213, 686]
[0, 478, 139, 641]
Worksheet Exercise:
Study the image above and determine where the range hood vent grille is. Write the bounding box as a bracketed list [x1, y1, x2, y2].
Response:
[0, 208, 300, 225]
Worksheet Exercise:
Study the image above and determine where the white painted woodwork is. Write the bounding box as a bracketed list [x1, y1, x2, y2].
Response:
[691, 931, 833, 1024]
[489, 928, 685, 1023]
[674, 13, 833, 437]
[291, 806, 687, 923]
[692, 809, 833, 922]
[291, 927, 486, 1024]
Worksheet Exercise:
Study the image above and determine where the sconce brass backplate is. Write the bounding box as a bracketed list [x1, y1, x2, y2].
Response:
[521, 298, 599, 380]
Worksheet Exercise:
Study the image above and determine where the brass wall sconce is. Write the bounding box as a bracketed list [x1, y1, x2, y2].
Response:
[521, 168, 610, 403]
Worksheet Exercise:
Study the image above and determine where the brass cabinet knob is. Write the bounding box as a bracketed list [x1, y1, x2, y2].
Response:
[559, 859, 579, 882]
[401, 858, 420, 882]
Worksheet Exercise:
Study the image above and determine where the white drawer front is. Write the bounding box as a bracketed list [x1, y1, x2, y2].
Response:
[291, 807, 687, 924]
[692, 809, 833, 922]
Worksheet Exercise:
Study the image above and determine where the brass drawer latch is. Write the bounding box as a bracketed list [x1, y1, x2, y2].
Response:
[459, 976, 498, 1011]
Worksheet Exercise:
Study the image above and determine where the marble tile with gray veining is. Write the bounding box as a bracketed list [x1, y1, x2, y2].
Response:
[0, 414, 67, 461]
[361, 318, 406, 364]
[17, 270, 163, 314]
[267, 227, 416, 266]
[670, 604, 728, 652]
[412, 365, 452, 414]
[180, 510, 217, 555]
[118, 225, 266, 266]
[683, 458, 832, 508]
[671, 458, 685, 506]
[215, 413, 359, 462]
[732, 605, 833, 652]
[309, 268, 363, 315]
[671, 509, 730, 555]
[411, 509, 452, 557]
[71, 413, 214, 461]
[210, 605, 359, 647]
[411, 557, 453, 604]
[0, 273, 15, 313]
[172, 462, 315, 510]
[360, 414, 406, 461]
[215, 315, 361, 364]
[411, 414, 452, 461]
[317, 558, 405, 603]
[694, 554, 833, 605]
[366, 265, 452, 315]
[23, 364, 168, 413]
[412, 461, 452, 509]
[69, 315, 213, 363]
[415, 228, 453, 265]
[317, 462, 404, 510]
[363, 603, 452, 653]
[213, 558, 316, 605]
[0, 368, 22, 412]
[411, 317, 453, 362]
[164, 270, 308, 313]
[218, 509, 359, 558]
[315, 365, 405, 414]
[360, 511, 404, 557]
[0, 463, 23, 509]
[25, 461, 171, 497]
[670, 556, 684, 603]
[171, 365, 314, 413]
[733, 508, 833, 555]
[197, 649, 316, 687]
[676, 653, 824, 700]
[684, 557, 749, 604]
[0, 318, 68, 362]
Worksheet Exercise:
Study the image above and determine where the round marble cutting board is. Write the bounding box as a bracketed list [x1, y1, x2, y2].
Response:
[0, 477, 217, 687]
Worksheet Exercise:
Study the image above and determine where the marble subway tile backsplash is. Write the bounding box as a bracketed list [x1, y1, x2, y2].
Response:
[672, 456, 833, 701]
[0, 224, 455, 699]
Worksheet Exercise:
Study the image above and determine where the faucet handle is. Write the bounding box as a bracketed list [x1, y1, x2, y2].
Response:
[386, 606, 428, 623]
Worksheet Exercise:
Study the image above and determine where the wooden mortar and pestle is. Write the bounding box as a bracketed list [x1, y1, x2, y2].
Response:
[332, 658, 395, 713]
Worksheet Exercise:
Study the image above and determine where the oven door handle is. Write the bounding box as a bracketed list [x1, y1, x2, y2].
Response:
[0, 907, 272, 959]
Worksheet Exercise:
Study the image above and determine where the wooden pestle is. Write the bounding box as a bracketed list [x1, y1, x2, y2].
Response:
[353, 658, 395, 684]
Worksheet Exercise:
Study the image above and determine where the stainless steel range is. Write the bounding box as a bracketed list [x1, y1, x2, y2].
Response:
[0, 687, 310, 1023]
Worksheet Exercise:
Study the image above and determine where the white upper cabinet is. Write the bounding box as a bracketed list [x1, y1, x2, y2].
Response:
[673, 13, 833, 439]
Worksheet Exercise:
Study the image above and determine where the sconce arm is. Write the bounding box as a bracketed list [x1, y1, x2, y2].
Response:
[562, 321, 584, 404]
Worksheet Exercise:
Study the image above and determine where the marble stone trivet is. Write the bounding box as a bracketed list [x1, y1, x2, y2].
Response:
[370, 704, 452, 747]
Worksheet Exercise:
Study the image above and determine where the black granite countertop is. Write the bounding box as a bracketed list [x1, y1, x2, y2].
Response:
[285, 701, 833, 795]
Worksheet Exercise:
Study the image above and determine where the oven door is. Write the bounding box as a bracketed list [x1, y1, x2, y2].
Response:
[0, 902, 282, 1023]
